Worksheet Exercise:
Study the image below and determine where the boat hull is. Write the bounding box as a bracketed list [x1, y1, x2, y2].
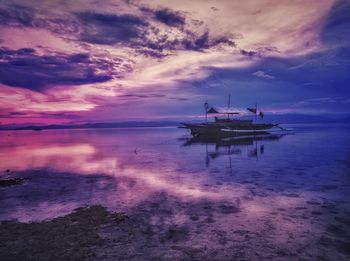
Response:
[181, 123, 277, 137]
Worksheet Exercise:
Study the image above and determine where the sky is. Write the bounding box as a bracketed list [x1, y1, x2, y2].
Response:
[0, 0, 349, 125]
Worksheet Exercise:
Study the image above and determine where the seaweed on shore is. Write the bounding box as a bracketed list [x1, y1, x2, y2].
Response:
[0, 205, 126, 261]
[0, 177, 26, 187]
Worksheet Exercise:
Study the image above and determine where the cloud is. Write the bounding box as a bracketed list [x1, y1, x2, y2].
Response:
[240, 46, 279, 58]
[252, 70, 274, 80]
[153, 8, 185, 27]
[0, 4, 34, 27]
[240, 49, 257, 57]
[182, 31, 236, 51]
[0, 48, 116, 90]
[118, 92, 166, 100]
[134, 30, 236, 59]
[0, 3, 80, 39]
[139, 6, 237, 52]
[291, 97, 350, 107]
[1, 0, 348, 123]
[76, 12, 148, 45]
[74, 8, 236, 57]
[321, 0, 350, 46]
[287, 63, 307, 70]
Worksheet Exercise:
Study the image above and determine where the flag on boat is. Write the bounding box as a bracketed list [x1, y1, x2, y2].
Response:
[247, 107, 257, 114]
[259, 111, 264, 118]
[207, 107, 219, 114]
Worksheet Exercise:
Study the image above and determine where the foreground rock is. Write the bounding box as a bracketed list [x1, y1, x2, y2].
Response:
[0, 177, 26, 187]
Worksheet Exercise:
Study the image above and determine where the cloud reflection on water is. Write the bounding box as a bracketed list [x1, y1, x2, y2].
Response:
[0, 126, 349, 236]
[0, 126, 350, 258]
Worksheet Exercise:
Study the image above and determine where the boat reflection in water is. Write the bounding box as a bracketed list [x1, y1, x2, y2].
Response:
[181, 133, 286, 167]
[1, 125, 350, 260]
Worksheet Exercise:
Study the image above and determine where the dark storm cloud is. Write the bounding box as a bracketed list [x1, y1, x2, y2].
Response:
[117, 91, 188, 102]
[138, 7, 236, 53]
[320, 0, 350, 45]
[73, 7, 236, 56]
[118, 92, 166, 100]
[0, 2, 236, 58]
[0, 3, 80, 36]
[0, 48, 115, 91]
[182, 31, 236, 51]
[0, 4, 35, 27]
[184, 31, 212, 50]
[154, 8, 185, 27]
[240, 46, 279, 58]
[139, 7, 185, 28]
[240, 49, 257, 57]
[136, 48, 167, 58]
[135, 30, 236, 58]
[76, 12, 148, 45]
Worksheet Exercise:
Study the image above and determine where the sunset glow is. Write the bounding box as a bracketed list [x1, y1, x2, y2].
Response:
[1, 0, 349, 126]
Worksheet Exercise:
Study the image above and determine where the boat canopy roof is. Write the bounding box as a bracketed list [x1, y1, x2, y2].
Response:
[207, 107, 239, 114]
[207, 107, 219, 114]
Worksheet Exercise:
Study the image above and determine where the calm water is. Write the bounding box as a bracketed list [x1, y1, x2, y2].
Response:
[0, 124, 349, 222]
[2, 124, 350, 259]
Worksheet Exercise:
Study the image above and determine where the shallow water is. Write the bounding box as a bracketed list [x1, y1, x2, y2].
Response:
[0, 124, 349, 221]
[0, 124, 350, 258]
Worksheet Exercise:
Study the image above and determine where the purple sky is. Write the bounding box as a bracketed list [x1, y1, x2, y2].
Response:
[0, 0, 349, 125]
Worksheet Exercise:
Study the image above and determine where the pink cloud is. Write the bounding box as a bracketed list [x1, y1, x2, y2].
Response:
[0, 0, 339, 125]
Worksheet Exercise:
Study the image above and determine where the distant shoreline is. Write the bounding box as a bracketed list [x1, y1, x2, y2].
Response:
[0, 121, 180, 131]
[1, 114, 349, 131]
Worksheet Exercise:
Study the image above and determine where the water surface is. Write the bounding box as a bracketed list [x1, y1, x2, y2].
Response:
[1, 124, 350, 259]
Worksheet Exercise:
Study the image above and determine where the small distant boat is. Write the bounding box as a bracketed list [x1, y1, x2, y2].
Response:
[33, 128, 42, 131]
[180, 96, 287, 137]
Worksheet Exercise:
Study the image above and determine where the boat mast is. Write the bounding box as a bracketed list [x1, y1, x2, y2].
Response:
[204, 101, 208, 122]
[255, 102, 257, 123]
[227, 94, 231, 119]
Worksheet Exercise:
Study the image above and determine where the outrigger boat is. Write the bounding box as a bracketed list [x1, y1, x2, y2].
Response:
[180, 96, 287, 137]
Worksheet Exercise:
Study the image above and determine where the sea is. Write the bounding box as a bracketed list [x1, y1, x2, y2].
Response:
[1, 123, 350, 258]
